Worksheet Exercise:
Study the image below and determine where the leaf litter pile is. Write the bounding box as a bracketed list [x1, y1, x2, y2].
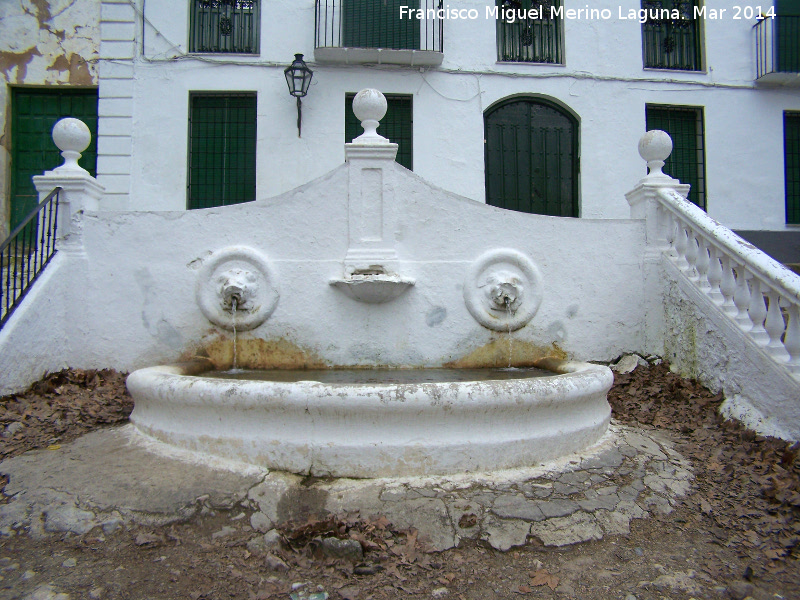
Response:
[0, 369, 132, 461]
[0, 361, 798, 599]
[609, 362, 800, 575]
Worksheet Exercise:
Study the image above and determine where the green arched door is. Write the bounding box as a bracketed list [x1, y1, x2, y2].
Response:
[484, 98, 579, 217]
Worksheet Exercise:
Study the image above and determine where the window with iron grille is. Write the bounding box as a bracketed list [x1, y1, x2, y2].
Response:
[189, 0, 259, 54]
[641, 0, 702, 71]
[188, 93, 256, 210]
[345, 93, 413, 170]
[342, 0, 420, 50]
[496, 0, 563, 64]
[786, 112, 800, 224]
[646, 105, 706, 209]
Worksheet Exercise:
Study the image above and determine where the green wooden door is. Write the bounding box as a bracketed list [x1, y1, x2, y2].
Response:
[345, 93, 412, 170]
[188, 93, 257, 209]
[777, 0, 800, 72]
[9, 88, 98, 231]
[342, 0, 420, 50]
[646, 105, 706, 209]
[484, 99, 578, 217]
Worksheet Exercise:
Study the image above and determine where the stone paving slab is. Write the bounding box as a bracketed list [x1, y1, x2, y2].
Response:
[0, 422, 693, 551]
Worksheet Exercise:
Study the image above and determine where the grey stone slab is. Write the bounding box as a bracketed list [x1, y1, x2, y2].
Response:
[623, 432, 668, 461]
[553, 482, 583, 496]
[578, 494, 620, 513]
[580, 448, 625, 470]
[0, 426, 266, 531]
[530, 512, 603, 547]
[519, 482, 552, 499]
[539, 499, 580, 518]
[490, 495, 545, 521]
[557, 471, 589, 485]
[482, 515, 531, 551]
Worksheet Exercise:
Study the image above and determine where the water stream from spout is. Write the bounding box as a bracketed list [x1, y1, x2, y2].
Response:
[504, 297, 513, 368]
[231, 297, 239, 371]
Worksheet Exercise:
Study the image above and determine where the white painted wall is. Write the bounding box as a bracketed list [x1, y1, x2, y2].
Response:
[99, 0, 800, 231]
[0, 156, 648, 395]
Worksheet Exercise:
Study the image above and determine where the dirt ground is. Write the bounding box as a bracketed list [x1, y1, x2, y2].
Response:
[0, 363, 798, 600]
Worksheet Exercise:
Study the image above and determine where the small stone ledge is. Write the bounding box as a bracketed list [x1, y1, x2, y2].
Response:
[244, 422, 693, 552]
[0, 423, 692, 552]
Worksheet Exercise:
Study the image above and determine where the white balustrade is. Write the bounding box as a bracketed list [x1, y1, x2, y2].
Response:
[629, 130, 800, 380]
[657, 186, 800, 378]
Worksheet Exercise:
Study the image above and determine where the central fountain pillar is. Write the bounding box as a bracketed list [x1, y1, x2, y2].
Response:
[331, 89, 414, 303]
[343, 143, 400, 276]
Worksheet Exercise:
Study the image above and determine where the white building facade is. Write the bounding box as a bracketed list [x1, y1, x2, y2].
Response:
[2, 0, 800, 232]
[86, 0, 800, 230]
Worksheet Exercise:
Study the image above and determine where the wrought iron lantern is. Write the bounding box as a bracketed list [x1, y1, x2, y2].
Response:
[284, 53, 313, 137]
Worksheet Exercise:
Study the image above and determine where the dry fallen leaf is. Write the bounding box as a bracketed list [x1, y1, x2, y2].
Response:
[530, 569, 559, 591]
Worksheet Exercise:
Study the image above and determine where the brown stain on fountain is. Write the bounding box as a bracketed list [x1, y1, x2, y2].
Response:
[445, 339, 567, 369]
[201, 337, 328, 370]
[195, 336, 568, 371]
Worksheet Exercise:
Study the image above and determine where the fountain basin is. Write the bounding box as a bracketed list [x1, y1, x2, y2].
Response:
[126, 359, 613, 477]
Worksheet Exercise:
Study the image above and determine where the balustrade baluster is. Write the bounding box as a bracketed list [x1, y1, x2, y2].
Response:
[733, 264, 752, 329]
[764, 291, 788, 359]
[747, 278, 769, 345]
[685, 228, 699, 281]
[664, 212, 676, 255]
[719, 255, 737, 316]
[706, 246, 723, 304]
[695, 236, 710, 291]
[784, 304, 800, 375]
[674, 222, 688, 269]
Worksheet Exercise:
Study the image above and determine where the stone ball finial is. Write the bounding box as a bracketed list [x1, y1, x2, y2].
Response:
[52, 118, 92, 173]
[638, 130, 673, 179]
[351, 89, 389, 143]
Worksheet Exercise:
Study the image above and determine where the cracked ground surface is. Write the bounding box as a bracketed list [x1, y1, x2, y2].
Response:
[0, 362, 798, 600]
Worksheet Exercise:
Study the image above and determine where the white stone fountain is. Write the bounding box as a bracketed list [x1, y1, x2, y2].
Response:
[126, 89, 614, 478]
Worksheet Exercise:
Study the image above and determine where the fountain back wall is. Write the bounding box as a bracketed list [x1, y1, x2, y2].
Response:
[0, 96, 650, 393]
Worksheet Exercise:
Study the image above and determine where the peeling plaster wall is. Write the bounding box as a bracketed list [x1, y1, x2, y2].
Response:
[0, 0, 99, 238]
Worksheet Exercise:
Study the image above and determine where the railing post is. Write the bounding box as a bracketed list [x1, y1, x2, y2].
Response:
[32, 118, 105, 248]
[625, 130, 691, 354]
[626, 131, 691, 248]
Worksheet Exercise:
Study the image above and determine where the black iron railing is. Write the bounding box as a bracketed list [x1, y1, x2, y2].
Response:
[189, 0, 259, 54]
[641, 0, 701, 71]
[496, 0, 563, 64]
[756, 16, 800, 79]
[0, 188, 60, 329]
[315, 0, 443, 52]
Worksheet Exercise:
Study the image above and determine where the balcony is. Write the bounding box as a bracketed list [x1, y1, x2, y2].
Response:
[314, 0, 444, 66]
[755, 16, 800, 85]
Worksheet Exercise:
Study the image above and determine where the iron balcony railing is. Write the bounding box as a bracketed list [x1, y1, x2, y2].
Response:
[0, 188, 60, 329]
[315, 0, 443, 53]
[755, 16, 800, 80]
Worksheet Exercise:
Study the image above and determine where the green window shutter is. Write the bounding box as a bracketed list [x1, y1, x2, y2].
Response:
[9, 88, 98, 231]
[342, 0, 420, 50]
[646, 105, 706, 210]
[345, 94, 413, 170]
[777, 0, 800, 72]
[188, 93, 257, 209]
[189, 0, 259, 54]
[641, 0, 701, 71]
[496, 0, 563, 64]
[786, 113, 800, 225]
[484, 99, 579, 217]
